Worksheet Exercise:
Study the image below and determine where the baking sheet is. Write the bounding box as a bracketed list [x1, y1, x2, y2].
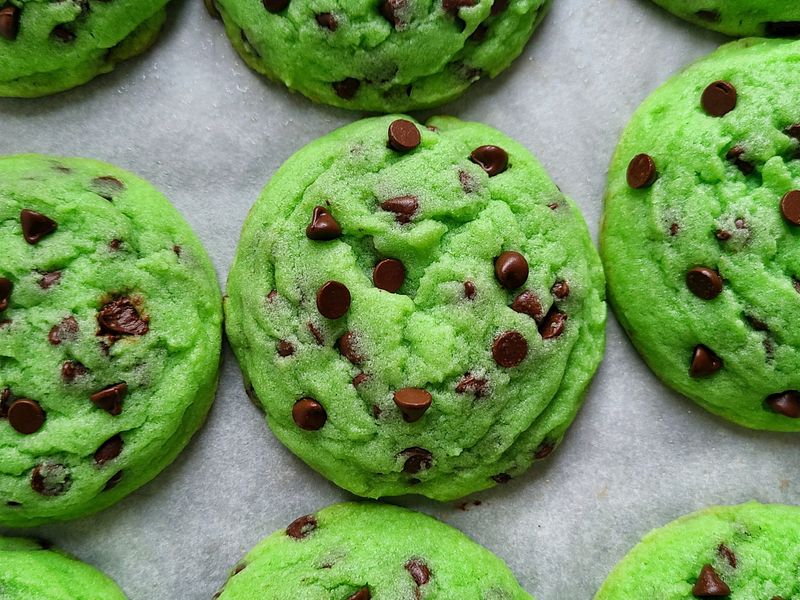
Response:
[1, 0, 798, 597]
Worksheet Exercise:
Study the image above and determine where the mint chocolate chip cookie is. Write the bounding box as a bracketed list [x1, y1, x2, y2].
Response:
[225, 115, 606, 501]
[207, 0, 550, 112]
[0, 154, 222, 526]
[214, 502, 533, 599]
[649, 0, 800, 37]
[602, 38, 800, 431]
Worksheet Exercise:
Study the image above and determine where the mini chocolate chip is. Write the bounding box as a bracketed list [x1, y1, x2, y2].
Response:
[0, 388, 11, 418]
[405, 559, 430, 586]
[380, 0, 405, 27]
[627, 154, 657, 189]
[394, 388, 432, 423]
[0, 278, 11, 311]
[702, 81, 737, 117]
[380, 196, 418, 224]
[388, 119, 421, 152]
[786, 124, 800, 141]
[491, 0, 508, 14]
[692, 564, 730, 597]
[443, 0, 476, 14]
[90, 383, 127, 416]
[97, 297, 149, 335]
[316, 281, 351, 319]
[690, 345, 722, 378]
[292, 398, 327, 430]
[92, 176, 124, 200]
[8, 399, 45, 434]
[277, 340, 295, 357]
[456, 373, 488, 397]
[470, 145, 508, 176]
[765, 22, 800, 36]
[308, 321, 324, 345]
[306, 206, 342, 240]
[51, 25, 76, 42]
[333, 78, 360, 100]
[695, 9, 720, 22]
[95, 434, 124, 465]
[552, 280, 570, 299]
[20, 209, 57, 244]
[511, 291, 544, 322]
[337, 331, 364, 364]
[0, 6, 20, 40]
[31, 463, 71, 496]
[104, 471, 123, 490]
[262, 0, 289, 12]
[670, 223, 680, 236]
[464, 281, 476, 299]
[48, 316, 79, 345]
[492, 473, 511, 484]
[492, 331, 528, 367]
[61, 360, 87, 382]
[534, 440, 555, 459]
[173, 245, 182, 257]
[687, 267, 723, 300]
[717, 544, 737, 569]
[715, 229, 732, 241]
[495, 251, 528, 289]
[315, 12, 337, 30]
[726, 146, 754, 175]
[539, 307, 567, 340]
[766, 391, 800, 418]
[780, 190, 800, 226]
[348, 588, 371, 600]
[401, 447, 432, 474]
[353, 373, 369, 387]
[286, 514, 317, 539]
[373, 258, 405, 292]
[745, 314, 769, 332]
[109, 239, 122, 251]
[39, 271, 61, 289]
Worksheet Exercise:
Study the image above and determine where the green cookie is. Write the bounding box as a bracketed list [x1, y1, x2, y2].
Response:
[0, 0, 170, 98]
[225, 115, 606, 501]
[209, 0, 549, 112]
[214, 502, 533, 599]
[0, 536, 127, 599]
[602, 38, 800, 431]
[0, 154, 222, 526]
[595, 502, 800, 600]
[649, 0, 800, 37]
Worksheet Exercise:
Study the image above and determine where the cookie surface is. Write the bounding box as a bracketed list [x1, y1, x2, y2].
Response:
[650, 0, 800, 37]
[595, 502, 800, 600]
[225, 115, 606, 501]
[214, 502, 533, 599]
[0, 154, 222, 526]
[602, 38, 800, 431]
[210, 0, 549, 112]
[0, 536, 127, 599]
[0, 0, 170, 98]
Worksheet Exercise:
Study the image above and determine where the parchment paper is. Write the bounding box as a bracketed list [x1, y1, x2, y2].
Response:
[1, 1, 798, 597]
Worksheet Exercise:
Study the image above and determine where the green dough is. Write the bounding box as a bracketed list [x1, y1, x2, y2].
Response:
[0, 0, 170, 98]
[0, 154, 222, 527]
[595, 502, 800, 600]
[225, 115, 606, 501]
[649, 0, 800, 37]
[215, 502, 533, 599]
[602, 38, 800, 431]
[0, 536, 127, 599]
[210, 0, 549, 112]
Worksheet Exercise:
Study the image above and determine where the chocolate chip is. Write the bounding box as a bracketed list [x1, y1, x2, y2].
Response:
[626, 154, 657, 189]
[353, 373, 369, 387]
[456, 373, 488, 397]
[695, 9, 720, 22]
[292, 398, 327, 430]
[511, 291, 544, 322]
[786, 124, 800, 141]
[551, 280, 570, 300]
[401, 447, 432, 473]
[539, 307, 567, 340]
[717, 544, 737, 569]
[277, 340, 295, 357]
[765, 22, 800, 36]
[726, 146, 754, 175]
[443, 0, 476, 14]
[94, 434, 124, 465]
[470, 145, 508, 177]
[0, 6, 19, 40]
[491, 0, 508, 14]
[686, 267, 723, 300]
[388, 119, 421, 152]
[173, 245, 182, 256]
[495, 251, 528, 289]
[90, 383, 127, 416]
[745, 314, 769, 332]
[670, 223, 680, 236]
[780, 190, 800, 226]
[109, 239, 122, 251]
[316, 281, 351, 319]
[92, 176, 124, 200]
[766, 391, 800, 418]
[39, 271, 61, 289]
[315, 12, 337, 30]
[97, 297, 149, 335]
[492, 331, 528, 367]
[337, 331, 364, 364]
[405, 559, 430, 586]
[0, 388, 11, 418]
[51, 25, 76, 42]
[306, 205, 342, 240]
[464, 281, 476, 299]
[0, 319, 11, 329]
[715, 229, 732, 241]
[262, 0, 289, 12]
[0, 278, 11, 311]
[103, 471, 123, 491]
[380, 195, 418, 224]
[286, 514, 317, 539]
[20, 209, 57, 244]
[31, 463, 71, 496]
[373, 258, 405, 292]
[48, 316, 79, 345]
[702, 81, 737, 117]
[8, 399, 45, 434]
[308, 321, 325, 345]
[348, 588, 371, 600]
[380, 0, 405, 27]
[690, 345, 723, 378]
[394, 388, 432, 422]
[492, 473, 511, 484]
[534, 440, 555, 459]
[61, 360, 87, 382]
[333, 78, 360, 100]
[692, 564, 730, 597]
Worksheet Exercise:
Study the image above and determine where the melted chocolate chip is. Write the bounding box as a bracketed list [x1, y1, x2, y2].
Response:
[534, 440, 555, 459]
[31, 463, 71, 496]
[780, 190, 800, 226]
[456, 373, 488, 397]
[464, 281, 477, 299]
[90, 383, 128, 416]
[92, 176, 125, 200]
[48, 316, 79, 345]
[388, 119, 421, 152]
[511, 291, 544, 322]
[786, 124, 800, 141]
[380, 0, 405, 27]
[277, 340, 295, 357]
[286, 514, 317, 539]
[39, 271, 61, 289]
[61, 360, 87, 382]
[262, 0, 289, 12]
[292, 398, 327, 430]
[348, 589, 371, 600]
[401, 447, 432, 473]
[373, 258, 405, 292]
[51, 25, 76, 42]
[95, 434, 124, 465]
[692, 564, 730, 597]
[394, 388, 432, 422]
[491, 0, 508, 13]
[8, 399, 45, 435]
[443, 0, 476, 14]
[539, 307, 567, 340]
[766, 391, 800, 418]
[469, 24, 488, 42]
[0, 6, 20, 40]
[316, 281, 351, 319]
[308, 321, 325, 345]
[492, 331, 528, 367]
[405, 559, 431, 586]
[717, 544, 737, 569]
[702, 81, 737, 117]
[551, 280, 570, 300]
[353, 373, 369, 387]
[337, 331, 364, 364]
[495, 251, 528, 289]
[690, 345, 723, 378]
[686, 267, 723, 300]
[627, 154, 657, 189]
[726, 146, 754, 175]
[315, 12, 337, 30]
[97, 297, 149, 335]
[470, 145, 508, 176]
[306, 206, 342, 240]
[20, 209, 57, 244]
[0, 278, 11, 311]
[104, 471, 123, 490]
[333, 78, 360, 100]
[715, 229, 732, 241]
[380, 195, 418, 224]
